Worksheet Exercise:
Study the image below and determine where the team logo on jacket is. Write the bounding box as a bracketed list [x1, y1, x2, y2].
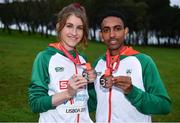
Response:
[55, 67, 64, 72]
[126, 69, 132, 76]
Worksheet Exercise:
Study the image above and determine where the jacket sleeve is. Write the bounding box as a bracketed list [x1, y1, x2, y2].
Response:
[28, 52, 54, 113]
[88, 83, 97, 112]
[125, 54, 172, 115]
[87, 60, 99, 112]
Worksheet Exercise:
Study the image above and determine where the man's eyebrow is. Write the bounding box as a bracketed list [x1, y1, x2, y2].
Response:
[114, 25, 123, 28]
[102, 25, 123, 28]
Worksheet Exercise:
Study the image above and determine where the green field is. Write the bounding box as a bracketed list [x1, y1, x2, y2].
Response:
[0, 30, 180, 122]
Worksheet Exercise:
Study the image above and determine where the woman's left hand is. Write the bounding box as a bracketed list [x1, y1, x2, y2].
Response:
[83, 69, 97, 83]
[112, 76, 132, 94]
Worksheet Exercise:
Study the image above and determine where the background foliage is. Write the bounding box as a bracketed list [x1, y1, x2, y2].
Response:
[0, 0, 180, 46]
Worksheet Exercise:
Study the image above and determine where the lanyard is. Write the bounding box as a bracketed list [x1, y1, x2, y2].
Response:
[57, 43, 91, 71]
[105, 46, 127, 75]
[58, 43, 82, 65]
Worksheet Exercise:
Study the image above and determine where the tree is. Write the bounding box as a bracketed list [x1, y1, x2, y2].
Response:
[0, 3, 13, 34]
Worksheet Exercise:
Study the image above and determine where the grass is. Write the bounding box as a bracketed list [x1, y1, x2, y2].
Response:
[0, 30, 180, 121]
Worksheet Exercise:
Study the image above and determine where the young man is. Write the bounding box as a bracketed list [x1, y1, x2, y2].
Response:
[88, 10, 171, 122]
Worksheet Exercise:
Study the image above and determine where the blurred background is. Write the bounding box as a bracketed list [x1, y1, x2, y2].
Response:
[0, 0, 180, 122]
[0, 0, 180, 45]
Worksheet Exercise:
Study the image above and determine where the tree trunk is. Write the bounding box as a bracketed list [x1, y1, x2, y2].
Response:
[156, 31, 160, 45]
[27, 24, 31, 35]
[143, 30, 148, 45]
[17, 23, 22, 33]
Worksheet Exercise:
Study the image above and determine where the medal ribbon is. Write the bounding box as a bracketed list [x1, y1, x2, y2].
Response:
[58, 43, 85, 65]
[105, 46, 128, 74]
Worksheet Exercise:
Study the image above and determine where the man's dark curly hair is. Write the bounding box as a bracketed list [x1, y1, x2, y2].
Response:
[97, 9, 127, 29]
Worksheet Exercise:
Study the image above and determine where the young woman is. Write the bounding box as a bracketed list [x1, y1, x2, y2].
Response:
[28, 3, 96, 123]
